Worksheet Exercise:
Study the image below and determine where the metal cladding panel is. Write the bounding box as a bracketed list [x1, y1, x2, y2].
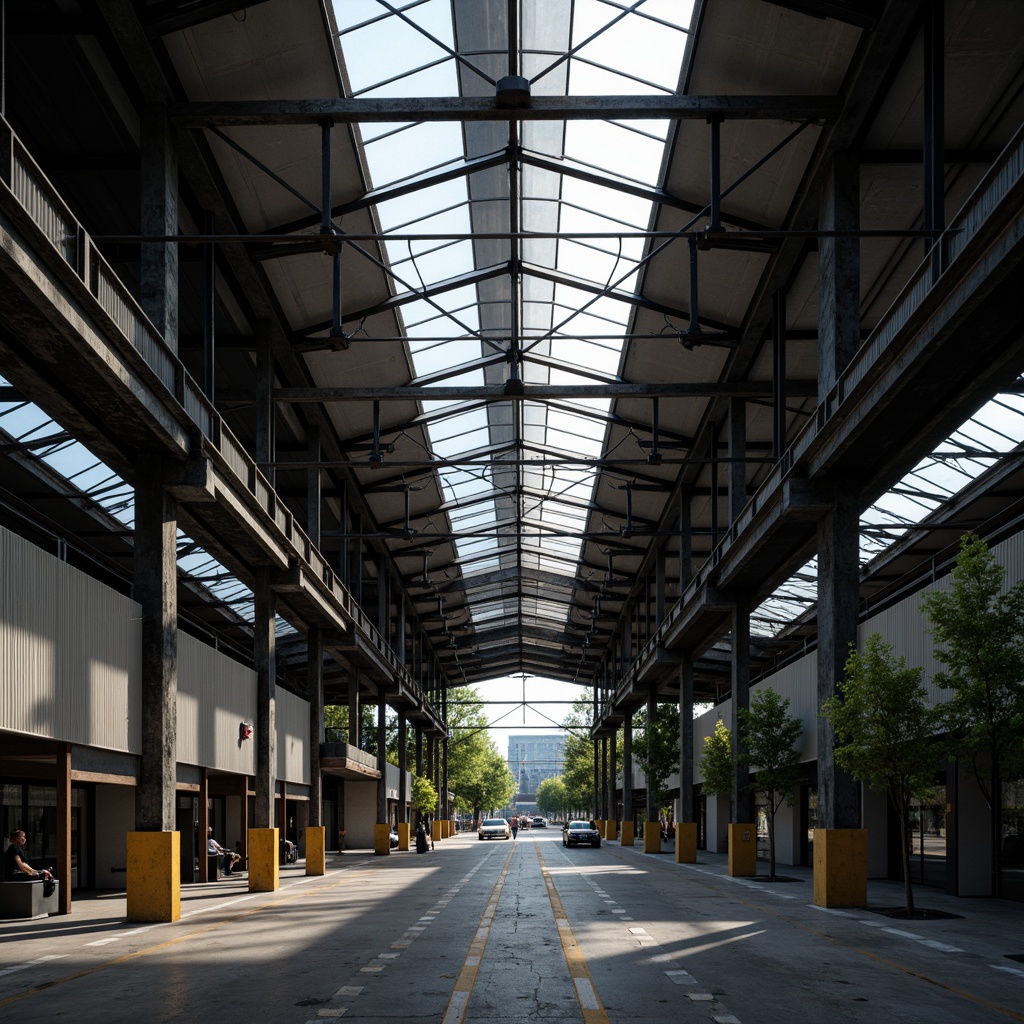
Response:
[752, 655, 817, 762]
[177, 633, 257, 774]
[276, 685, 309, 786]
[0, 526, 140, 750]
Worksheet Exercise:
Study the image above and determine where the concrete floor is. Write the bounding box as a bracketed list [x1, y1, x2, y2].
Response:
[1, 830, 1022, 1023]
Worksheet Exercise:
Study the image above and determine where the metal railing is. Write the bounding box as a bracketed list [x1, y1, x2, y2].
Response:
[0, 113, 429, 706]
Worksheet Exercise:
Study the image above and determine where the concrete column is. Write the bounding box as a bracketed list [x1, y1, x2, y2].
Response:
[134, 459, 177, 832]
[56, 745, 71, 914]
[679, 655, 694, 823]
[655, 549, 666, 625]
[730, 595, 754, 824]
[678, 499, 692, 593]
[442, 734, 450, 823]
[348, 673, 360, 747]
[728, 398, 746, 524]
[816, 483, 861, 829]
[397, 712, 407, 823]
[818, 153, 860, 397]
[608, 725, 617, 832]
[622, 711, 633, 828]
[646, 690, 658, 823]
[253, 566, 276, 827]
[255, 320, 275, 487]
[140, 104, 178, 352]
[307, 426, 321, 546]
[415, 725, 424, 776]
[376, 695, 387, 825]
[307, 627, 324, 827]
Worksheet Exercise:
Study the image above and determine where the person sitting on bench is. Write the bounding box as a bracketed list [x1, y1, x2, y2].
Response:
[4, 829, 53, 882]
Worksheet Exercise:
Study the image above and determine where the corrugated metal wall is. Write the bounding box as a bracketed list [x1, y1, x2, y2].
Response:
[1, 525, 309, 783]
[0, 525, 141, 750]
[177, 632, 257, 774]
[276, 686, 308, 785]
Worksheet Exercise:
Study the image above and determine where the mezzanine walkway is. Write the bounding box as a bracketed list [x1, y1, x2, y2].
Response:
[1, 831, 1021, 1024]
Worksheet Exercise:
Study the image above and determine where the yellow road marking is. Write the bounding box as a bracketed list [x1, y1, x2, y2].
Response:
[535, 845, 611, 1024]
[440, 845, 516, 1024]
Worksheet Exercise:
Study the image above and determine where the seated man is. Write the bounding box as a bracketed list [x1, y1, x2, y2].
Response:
[4, 829, 53, 882]
[207, 827, 233, 876]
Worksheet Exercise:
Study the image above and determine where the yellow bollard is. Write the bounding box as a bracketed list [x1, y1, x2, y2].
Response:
[813, 829, 867, 907]
[675, 822, 697, 863]
[727, 823, 757, 876]
[643, 821, 661, 853]
[248, 827, 280, 892]
[431, 819, 443, 845]
[126, 831, 180, 923]
[305, 826, 326, 876]
[620, 821, 635, 846]
[374, 823, 391, 855]
[398, 822, 411, 851]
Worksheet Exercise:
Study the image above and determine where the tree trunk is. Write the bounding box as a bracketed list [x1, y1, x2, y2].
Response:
[767, 805, 776, 882]
[991, 759, 1002, 899]
[897, 800, 915, 914]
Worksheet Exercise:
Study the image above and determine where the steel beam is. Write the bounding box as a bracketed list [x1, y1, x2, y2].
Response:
[170, 95, 841, 127]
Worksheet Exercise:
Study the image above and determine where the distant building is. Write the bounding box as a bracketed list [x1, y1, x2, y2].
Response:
[507, 734, 566, 813]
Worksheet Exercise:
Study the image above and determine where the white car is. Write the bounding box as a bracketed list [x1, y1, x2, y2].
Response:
[478, 818, 511, 840]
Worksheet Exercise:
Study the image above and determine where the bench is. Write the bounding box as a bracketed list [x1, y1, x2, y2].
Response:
[0, 879, 60, 919]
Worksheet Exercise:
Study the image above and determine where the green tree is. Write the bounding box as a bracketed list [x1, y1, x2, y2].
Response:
[446, 686, 509, 821]
[411, 774, 438, 822]
[561, 698, 596, 815]
[457, 747, 516, 821]
[921, 534, 1024, 896]
[633, 703, 681, 815]
[536, 776, 568, 819]
[738, 687, 803, 882]
[699, 719, 734, 801]
[822, 634, 940, 913]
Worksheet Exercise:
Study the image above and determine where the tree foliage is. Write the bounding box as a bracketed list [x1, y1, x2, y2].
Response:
[921, 534, 1024, 895]
[561, 697, 596, 815]
[411, 774, 438, 818]
[738, 687, 803, 881]
[536, 776, 568, 818]
[822, 634, 939, 912]
[445, 687, 514, 820]
[698, 719, 734, 799]
[633, 703, 680, 812]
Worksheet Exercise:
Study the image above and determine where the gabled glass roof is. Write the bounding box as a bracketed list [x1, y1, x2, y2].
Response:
[335, 0, 691, 654]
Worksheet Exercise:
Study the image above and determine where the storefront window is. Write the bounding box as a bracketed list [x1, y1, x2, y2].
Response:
[908, 783, 946, 886]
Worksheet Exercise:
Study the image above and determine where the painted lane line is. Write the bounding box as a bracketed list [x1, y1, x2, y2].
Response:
[920, 940, 963, 953]
[0, 956, 67, 978]
[439, 844, 516, 1024]
[536, 845, 611, 1024]
[665, 970, 697, 985]
[332, 986, 362, 997]
[992, 965, 1024, 979]
[687, 992, 715, 1001]
[713, 1015, 742, 1023]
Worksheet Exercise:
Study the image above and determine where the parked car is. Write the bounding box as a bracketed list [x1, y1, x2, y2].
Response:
[389, 827, 400, 849]
[562, 820, 601, 848]
[532, 816, 547, 828]
[478, 818, 511, 840]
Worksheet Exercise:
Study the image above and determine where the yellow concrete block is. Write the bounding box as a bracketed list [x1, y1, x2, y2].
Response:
[431, 820, 442, 844]
[305, 826, 326, 876]
[248, 827, 279, 892]
[728, 823, 757, 876]
[374, 823, 392, 855]
[813, 828, 867, 907]
[440, 819, 450, 839]
[449, 819, 456, 838]
[594, 819, 604, 838]
[605, 819, 617, 841]
[675, 822, 697, 863]
[620, 821, 635, 847]
[643, 821, 661, 853]
[398, 822, 411, 851]
[126, 831, 180, 923]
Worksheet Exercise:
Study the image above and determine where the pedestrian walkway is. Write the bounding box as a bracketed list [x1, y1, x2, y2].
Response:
[1, 834, 1021, 1024]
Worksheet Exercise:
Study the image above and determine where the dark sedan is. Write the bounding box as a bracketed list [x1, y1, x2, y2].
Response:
[562, 820, 601, 847]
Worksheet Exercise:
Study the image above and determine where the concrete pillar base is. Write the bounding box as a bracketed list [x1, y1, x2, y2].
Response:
[594, 818, 604, 838]
[126, 832, 180, 923]
[728, 823, 757, 876]
[431, 820, 442, 845]
[643, 821, 661, 853]
[374, 823, 391, 855]
[813, 828, 867, 907]
[248, 828, 279, 892]
[398, 822, 411, 851]
[604, 819, 617, 841]
[620, 821, 635, 846]
[675, 822, 697, 863]
[305, 826, 326, 876]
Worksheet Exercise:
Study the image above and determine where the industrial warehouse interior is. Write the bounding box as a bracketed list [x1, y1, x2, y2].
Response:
[1, 1, 1023, 1022]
